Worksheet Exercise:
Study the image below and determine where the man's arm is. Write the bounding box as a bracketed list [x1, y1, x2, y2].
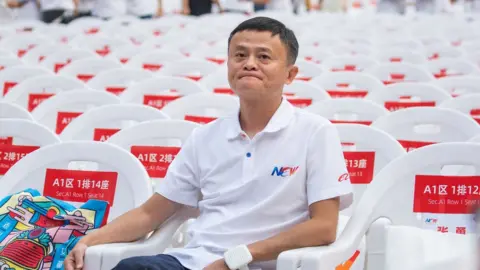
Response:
[80, 194, 181, 246]
[212, 0, 223, 12]
[182, 0, 190, 14]
[248, 197, 339, 262]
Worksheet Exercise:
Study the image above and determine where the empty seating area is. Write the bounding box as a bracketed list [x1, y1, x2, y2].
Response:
[0, 11, 479, 270]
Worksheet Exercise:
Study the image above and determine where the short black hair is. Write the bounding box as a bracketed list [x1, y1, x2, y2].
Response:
[228, 17, 299, 65]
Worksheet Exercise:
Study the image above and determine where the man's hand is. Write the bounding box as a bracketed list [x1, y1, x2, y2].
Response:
[64, 241, 88, 270]
[156, 7, 164, 17]
[182, 6, 190, 15]
[203, 259, 230, 270]
[6, 0, 23, 8]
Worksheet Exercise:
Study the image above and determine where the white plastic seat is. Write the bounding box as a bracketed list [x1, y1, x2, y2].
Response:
[294, 142, 480, 270]
[87, 68, 153, 95]
[40, 48, 100, 73]
[297, 45, 335, 64]
[0, 66, 52, 97]
[439, 94, 480, 125]
[7, 20, 48, 33]
[69, 34, 130, 57]
[322, 55, 379, 72]
[120, 77, 206, 110]
[189, 45, 228, 65]
[0, 102, 33, 120]
[295, 60, 324, 81]
[282, 81, 330, 108]
[21, 43, 68, 64]
[126, 50, 186, 72]
[365, 63, 435, 85]
[306, 98, 388, 125]
[198, 67, 234, 94]
[424, 45, 465, 60]
[0, 56, 23, 71]
[0, 33, 52, 57]
[371, 107, 480, 152]
[336, 124, 406, 216]
[375, 49, 428, 64]
[161, 92, 239, 124]
[386, 225, 477, 270]
[31, 90, 121, 134]
[0, 49, 14, 58]
[106, 44, 144, 64]
[310, 72, 384, 98]
[426, 59, 480, 79]
[58, 58, 122, 83]
[0, 140, 152, 223]
[60, 104, 169, 141]
[107, 120, 200, 186]
[67, 17, 105, 34]
[330, 43, 372, 56]
[159, 58, 219, 82]
[365, 82, 452, 112]
[2, 74, 87, 112]
[432, 75, 480, 97]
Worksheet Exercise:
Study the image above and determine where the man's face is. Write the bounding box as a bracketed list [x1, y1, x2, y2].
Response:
[227, 30, 298, 101]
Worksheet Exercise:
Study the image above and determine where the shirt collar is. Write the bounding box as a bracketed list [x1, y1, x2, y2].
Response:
[226, 98, 295, 140]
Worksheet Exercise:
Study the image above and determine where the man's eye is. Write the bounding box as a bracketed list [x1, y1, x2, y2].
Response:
[236, 53, 246, 57]
[259, 54, 270, 60]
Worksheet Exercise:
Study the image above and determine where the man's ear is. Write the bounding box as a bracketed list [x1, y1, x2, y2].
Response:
[285, 65, 299, 85]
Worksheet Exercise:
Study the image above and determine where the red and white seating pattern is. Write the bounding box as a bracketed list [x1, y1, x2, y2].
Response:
[0, 12, 479, 270]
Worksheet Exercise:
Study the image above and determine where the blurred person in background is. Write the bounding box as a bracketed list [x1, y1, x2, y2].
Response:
[75, 0, 93, 17]
[5, 0, 41, 20]
[91, 0, 126, 19]
[126, 0, 163, 19]
[182, 0, 223, 15]
[223, 0, 254, 14]
[7, 0, 76, 22]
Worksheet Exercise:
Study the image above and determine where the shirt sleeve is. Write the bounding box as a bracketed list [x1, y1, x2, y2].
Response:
[306, 122, 353, 210]
[155, 128, 201, 207]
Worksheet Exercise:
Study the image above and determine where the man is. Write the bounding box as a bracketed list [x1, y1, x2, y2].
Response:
[7, 0, 76, 23]
[65, 17, 353, 270]
[182, 0, 223, 15]
[126, 0, 162, 19]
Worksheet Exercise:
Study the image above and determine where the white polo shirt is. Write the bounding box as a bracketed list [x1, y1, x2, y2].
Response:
[156, 98, 353, 270]
[265, 0, 294, 11]
[92, 0, 126, 18]
[39, 0, 74, 11]
[126, 0, 158, 16]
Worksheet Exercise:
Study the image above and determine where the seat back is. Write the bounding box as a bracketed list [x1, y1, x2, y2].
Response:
[161, 92, 239, 124]
[126, 50, 185, 72]
[365, 83, 452, 112]
[87, 68, 153, 96]
[0, 66, 52, 97]
[298, 46, 335, 64]
[2, 74, 87, 112]
[283, 81, 330, 108]
[0, 141, 152, 222]
[0, 102, 33, 120]
[199, 67, 233, 94]
[69, 34, 130, 57]
[160, 58, 219, 82]
[190, 45, 228, 65]
[120, 77, 206, 110]
[424, 45, 465, 60]
[58, 58, 122, 83]
[0, 33, 52, 57]
[322, 55, 379, 72]
[0, 119, 60, 177]
[364, 63, 435, 85]
[311, 72, 384, 98]
[426, 59, 480, 79]
[336, 124, 406, 215]
[107, 120, 200, 187]
[375, 48, 427, 64]
[21, 43, 68, 64]
[432, 75, 480, 97]
[60, 104, 169, 141]
[0, 56, 23, 71]
[371, 107, 480, 152]
[439, 93, 480, 124]
[40, 48, 99, 73]
[31, 90, 121, 134]
[294, 60, 324, 81]
[306, 98, 388, 125]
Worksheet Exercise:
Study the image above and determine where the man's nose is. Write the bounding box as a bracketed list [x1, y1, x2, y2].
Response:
[243, 55, 258, 70]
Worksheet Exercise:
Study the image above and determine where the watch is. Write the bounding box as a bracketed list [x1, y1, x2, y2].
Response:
[224, 245, 253, 270]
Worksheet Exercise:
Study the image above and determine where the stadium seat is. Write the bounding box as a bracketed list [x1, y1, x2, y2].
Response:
[371, 107, 480, 152]
[0, 102, 33, 120]
[120, 77, 206, 110]
[0, 119, 60, 176]
[310, 72, 384, 98]
[432, 75, 480, 97]
[0, 56, 23, 71]
[58, 58, 122, 83]
[365, 82, 452, 112]
[306, 98, 388, 125]
[125, 50, 185, 72]
[322, 55, 379, 72]
[283, 80, 330, 108]
[364, 63, 435, 85]
[375, 48, 427, 64]
[60, 104, 169, 141]
[21, 43, 68, 64]
[297, 46, 334, 64]
[2, 74, 87, 112]
[0, 33, 52, 57]
[31, 90, 121, 134]
[106, 44, 143, 64]
[161, 92, 239, 124]
[439, 93, 480, 124]
[40, 48, 99, 73]
[295, 60, 324, 81]
[69, 34, 130, 57]
[294, 143, 480, 270]
[87, 68, 153, 95]
[0, 65, 52, 97]
[159, 58, 219, 82]
[426, 58, 480, 79]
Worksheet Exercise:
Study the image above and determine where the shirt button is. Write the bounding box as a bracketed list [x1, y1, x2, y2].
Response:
[246, 152, 252, 158]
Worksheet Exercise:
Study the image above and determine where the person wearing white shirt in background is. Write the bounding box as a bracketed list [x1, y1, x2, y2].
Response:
[91, 0, 126, 19]
[7, 0, 75, 22]
[222, 0, 254, 14]
[127, 0, 163, 19]
[75, 0, 93, 17]
[252, 0, 312, 12]
[64, 16, 353, 270]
